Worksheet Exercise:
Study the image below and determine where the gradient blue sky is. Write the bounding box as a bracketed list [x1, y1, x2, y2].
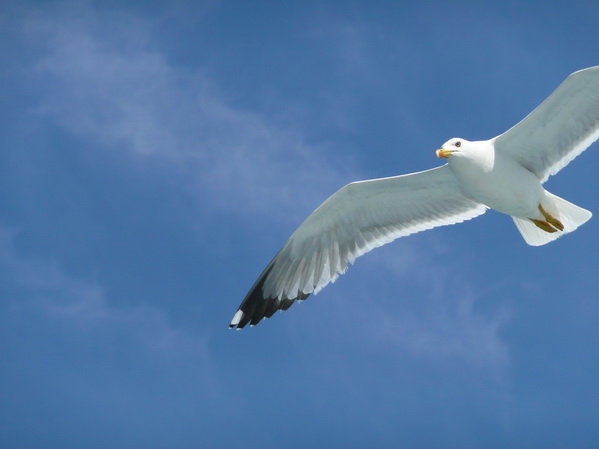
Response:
[2, 1, 599, 448]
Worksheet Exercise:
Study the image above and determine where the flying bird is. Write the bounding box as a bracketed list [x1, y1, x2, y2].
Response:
[230, 66, 599, 329]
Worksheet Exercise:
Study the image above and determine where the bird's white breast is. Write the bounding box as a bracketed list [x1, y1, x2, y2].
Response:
[448, 142, 545, 218]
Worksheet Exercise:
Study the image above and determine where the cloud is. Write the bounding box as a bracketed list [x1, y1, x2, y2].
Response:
[0, 220, 253, 444]
[374, 289, 510, 371]
[0, 225, 224, 399]
[293, 237, 513, 377]
[19, 3, 355, 225]
[375, 246, 511, 373]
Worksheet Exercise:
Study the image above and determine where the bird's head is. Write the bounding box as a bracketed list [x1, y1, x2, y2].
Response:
[436, 138, 470, 158]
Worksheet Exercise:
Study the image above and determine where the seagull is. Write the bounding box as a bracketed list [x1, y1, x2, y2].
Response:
[230, 66, 599, 329]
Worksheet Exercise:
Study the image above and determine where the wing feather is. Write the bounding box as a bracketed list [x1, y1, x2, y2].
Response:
[495, 66, 599, 183]
[230, 165, 487, 328]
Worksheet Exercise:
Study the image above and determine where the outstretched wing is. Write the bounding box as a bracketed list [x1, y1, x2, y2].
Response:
[230, 165, 487, 329]
[495, 66, 599, 183]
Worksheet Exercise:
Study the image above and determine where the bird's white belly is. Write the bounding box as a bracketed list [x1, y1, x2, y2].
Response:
[450, 154, 545, 218]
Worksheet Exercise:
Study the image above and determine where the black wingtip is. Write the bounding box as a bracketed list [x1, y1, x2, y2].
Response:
[228, 244, 323, 330]
[229, 264, 313, 329]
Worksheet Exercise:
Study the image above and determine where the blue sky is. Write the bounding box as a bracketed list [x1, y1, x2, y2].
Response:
[1, 1, 599, 447]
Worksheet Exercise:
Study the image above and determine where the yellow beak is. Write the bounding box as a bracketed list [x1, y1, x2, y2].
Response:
[436, 148, 454, 158]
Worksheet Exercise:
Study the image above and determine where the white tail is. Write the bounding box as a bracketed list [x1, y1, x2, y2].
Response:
[512, 192, 592, 246]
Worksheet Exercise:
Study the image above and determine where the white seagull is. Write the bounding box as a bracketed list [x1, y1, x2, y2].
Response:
[230, 66, 599, 329]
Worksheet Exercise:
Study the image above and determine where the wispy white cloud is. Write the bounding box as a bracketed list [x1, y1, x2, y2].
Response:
[373, 244, 511, 373]
[291, 237, 512, 377]
[374, 290, 510, 370]
[0, 223, 237, 443]
[20, 4, 355, 225]
[0, 225, 219, 383]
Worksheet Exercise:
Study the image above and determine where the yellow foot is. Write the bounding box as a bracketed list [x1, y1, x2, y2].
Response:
[538, 204, 564, 231]
[530, 218, 558, 233]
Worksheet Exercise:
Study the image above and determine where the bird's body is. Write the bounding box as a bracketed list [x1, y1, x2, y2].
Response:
[230, 66, 599, 329]
[445, 138, 545, 218]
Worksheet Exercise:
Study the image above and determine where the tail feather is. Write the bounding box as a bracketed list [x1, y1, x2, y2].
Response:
[512, 193, 592, 246]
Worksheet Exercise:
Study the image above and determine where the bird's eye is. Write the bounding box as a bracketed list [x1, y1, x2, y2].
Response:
[455, 141, 461, 148]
